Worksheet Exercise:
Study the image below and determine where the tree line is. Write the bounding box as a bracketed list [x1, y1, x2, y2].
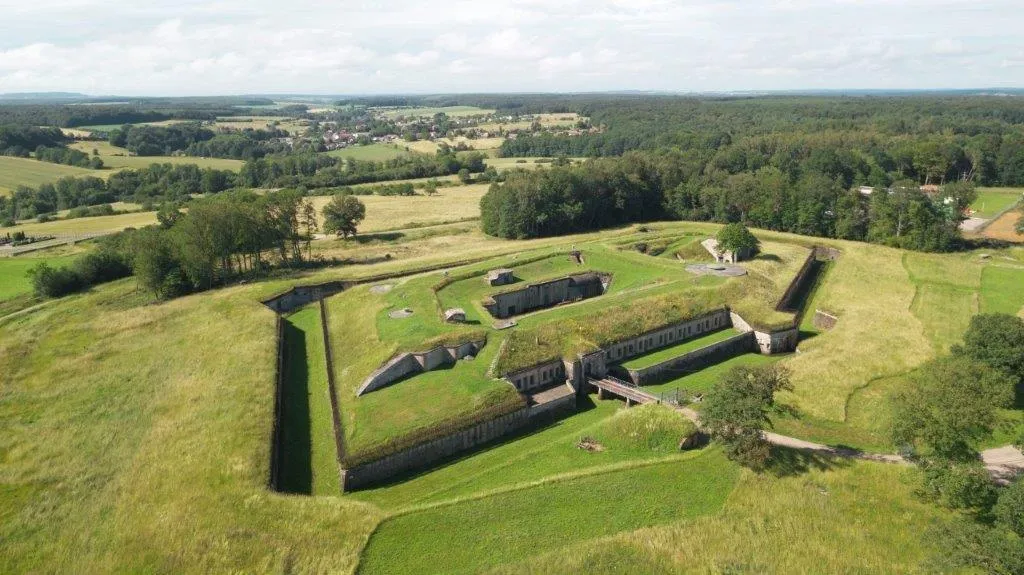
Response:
[0, 125, 68, 156]
[481, 151, 973, 252]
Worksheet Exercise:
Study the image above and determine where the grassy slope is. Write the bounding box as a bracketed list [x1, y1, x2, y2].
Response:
[279, 306, 341, 495]
[0, 156, 103, 196]
[488, 459, 951, 575]
[358, 449, 739, 575]
[981, 265, 1024, 314]
[0, 280, 380, 573]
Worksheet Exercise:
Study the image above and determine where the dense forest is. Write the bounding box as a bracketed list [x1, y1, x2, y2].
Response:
[481, 151, 972, 252]
[0, 97, 275, 127]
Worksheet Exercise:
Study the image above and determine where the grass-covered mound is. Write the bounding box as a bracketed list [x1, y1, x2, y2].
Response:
[590, 403, 697, 452]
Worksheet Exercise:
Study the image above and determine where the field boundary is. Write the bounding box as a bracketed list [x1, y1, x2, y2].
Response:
[976, 196, 1023, 234]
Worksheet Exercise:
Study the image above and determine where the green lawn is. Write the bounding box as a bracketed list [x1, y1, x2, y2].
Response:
[325, 144, 411, 162]
[643, 352, 784, 398]
[0, 253, 80, 301]
[327, 286, 523, 463]
[972, 187, 1024, 218]
[278, 306, 341, 495]
[0, 156, 102, 196]
[358, 449, 738, 575]
[980, 265, 1024, 315]
[620, 327, 741, 370]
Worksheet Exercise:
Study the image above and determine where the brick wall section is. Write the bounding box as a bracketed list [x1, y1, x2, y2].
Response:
[318, 300, 347, 487]
[620, 331, 756, 385]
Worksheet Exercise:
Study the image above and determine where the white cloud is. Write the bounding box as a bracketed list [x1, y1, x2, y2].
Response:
[0, 0, 1021, 94]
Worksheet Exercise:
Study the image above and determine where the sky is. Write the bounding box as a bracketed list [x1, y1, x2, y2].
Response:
[1, 0, 1023, 96]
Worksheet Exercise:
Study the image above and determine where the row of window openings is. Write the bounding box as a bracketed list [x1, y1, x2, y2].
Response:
[603, 316, 722, 360]
[514, 367, 562, 390]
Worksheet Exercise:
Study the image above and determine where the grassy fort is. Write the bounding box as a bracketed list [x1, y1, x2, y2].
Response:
[265, 225, 832, 492]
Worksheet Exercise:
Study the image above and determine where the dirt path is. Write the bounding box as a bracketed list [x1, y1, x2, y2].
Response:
[674, 404, 1023, 481]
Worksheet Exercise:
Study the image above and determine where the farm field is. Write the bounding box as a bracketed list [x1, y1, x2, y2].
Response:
[379, 105, 494, 119]
[403, 136, 506, 155]
[9, 210, 158, 236]
[69, 141, 245, 171]
[308, 183, 488, 232]
[324, 143, 411, 162]
[2, 220, 1019, 573]
[0, 156, 104, 196]
[476, 112, 585, 132]
[971, 187, 1023, 218]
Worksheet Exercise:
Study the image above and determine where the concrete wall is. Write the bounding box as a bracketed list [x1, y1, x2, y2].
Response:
[528, 385, 578, 417]
[357, 340, 484, 396]
[776, 248, 818, 312]
[505, 359, 567, 392]
[621, 332, 755, 385]
[732, 311, 799, 355]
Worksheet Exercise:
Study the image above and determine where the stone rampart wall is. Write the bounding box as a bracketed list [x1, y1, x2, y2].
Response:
[505, 359, 567, 392]
[341, 407, 532, 491]
[621, 332, 755, 385]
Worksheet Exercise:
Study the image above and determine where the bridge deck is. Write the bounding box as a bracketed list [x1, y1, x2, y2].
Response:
[589, 376, 660, 405]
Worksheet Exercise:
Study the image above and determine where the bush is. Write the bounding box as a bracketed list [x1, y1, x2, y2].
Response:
[28, 263, 85, 298]
[927, 519, 1024, 575]
[920, 462, 998, 513]
[74, 250, 131, 285]
[995, 478, 1024, 537]
[159, 268, 191, 300]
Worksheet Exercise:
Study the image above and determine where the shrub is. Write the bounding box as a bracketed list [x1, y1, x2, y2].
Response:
[920, 461, 998, 513]
[926, 519, 1024, 575]
[28, 263, 85, 298]
[159, 268, 191, 300]
[74, 250, 131, 285]
[995, 478, 1024, 537]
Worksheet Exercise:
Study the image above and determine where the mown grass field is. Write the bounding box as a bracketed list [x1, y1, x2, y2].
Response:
[0, 251, 80, 301]
[69, 141, 245, 171]
[8, 210, 158, 236]
[2, 220, 1005, 573]
[972, 187, 1024, 218]
[325, 143, 412, 162]
[308, 183, 489, 233]
[0, 156, 104, 196]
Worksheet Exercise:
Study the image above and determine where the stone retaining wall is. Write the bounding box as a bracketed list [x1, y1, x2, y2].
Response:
[504, 359, 568, 393]
[319, 300, 346, 487]
[269, 315, 285, 491]
[357, 340, 486, 396]
[263, 281, 348, 314]
[620, 332, 756, 385]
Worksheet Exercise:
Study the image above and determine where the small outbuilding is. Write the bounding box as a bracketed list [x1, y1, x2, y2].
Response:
[485, 268, 515, 286]
[444, 308, 467, 323]
[701, 238, 753, 264]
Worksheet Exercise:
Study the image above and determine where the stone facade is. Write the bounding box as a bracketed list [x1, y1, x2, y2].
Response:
[340, 390, 576, 491]
[483, 273, 609, 319]
[262, 281, 347, 313]
[486, 268, 515, 286]
[619, 331, 755, 385]
[504, 359, 568, 393]
[357, 340, 485, 396]
[701, 238, 753, 264]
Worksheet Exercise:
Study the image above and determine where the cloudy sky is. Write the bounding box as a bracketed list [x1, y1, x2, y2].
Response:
[1, 0, 1022, 96]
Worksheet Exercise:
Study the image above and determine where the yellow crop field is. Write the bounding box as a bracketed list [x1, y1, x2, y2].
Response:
[308, 184, 489, 232]
[0, 156, 107, 196]
[69, 141, 245, 172]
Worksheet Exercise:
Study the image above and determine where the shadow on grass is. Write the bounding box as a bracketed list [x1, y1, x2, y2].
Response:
[278, 319, 312, 494]
[349, 395, 598, 491]
[766, 445, 854, 478]
[754, 253, 783, 262]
